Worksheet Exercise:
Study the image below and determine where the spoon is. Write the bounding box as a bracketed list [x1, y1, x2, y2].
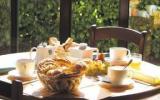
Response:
[123, 59, 133, 70]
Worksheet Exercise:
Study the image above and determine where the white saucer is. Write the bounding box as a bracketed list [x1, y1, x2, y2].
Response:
[98, 75, 134, 87]
[8, 70, 36, 81]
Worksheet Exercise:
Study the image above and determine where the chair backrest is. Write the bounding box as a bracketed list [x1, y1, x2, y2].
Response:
[89, 24, 148, 58]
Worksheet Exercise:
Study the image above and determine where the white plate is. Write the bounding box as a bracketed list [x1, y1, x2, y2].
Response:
[8, 70, 36, 78]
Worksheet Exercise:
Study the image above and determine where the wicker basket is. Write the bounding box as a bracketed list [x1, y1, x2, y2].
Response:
[37, 71, 82, 93]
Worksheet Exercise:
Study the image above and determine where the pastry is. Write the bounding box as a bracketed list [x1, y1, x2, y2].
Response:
[62, 37, 73, 51]
[48, 37, 60, 46]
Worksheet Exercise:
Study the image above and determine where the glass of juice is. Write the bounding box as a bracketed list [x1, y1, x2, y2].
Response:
[129, 53, 142, 70]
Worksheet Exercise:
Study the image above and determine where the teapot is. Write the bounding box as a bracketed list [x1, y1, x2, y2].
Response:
[68, 43, 99, 59]
[30, 43, 55, 64]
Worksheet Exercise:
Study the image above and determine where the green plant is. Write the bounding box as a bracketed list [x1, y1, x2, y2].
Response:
[132, 0, 160, 59]
[151, 28, 160, 58]
[72, 0, 119, 51]
[129, 16, 153, 59]
[136, 2, 146, 10]
[137, 0, 159, 10]
[18, 0, 60, 51]
[0, 0, 10, 54]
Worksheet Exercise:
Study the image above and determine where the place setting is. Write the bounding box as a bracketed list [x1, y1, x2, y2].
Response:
[95, 47, 135, 90]
[7, 58, 37, 82]
[98, 60, 135, 90]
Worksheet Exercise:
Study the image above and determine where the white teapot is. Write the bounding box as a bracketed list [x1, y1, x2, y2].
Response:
[68, 43, 99, 59]
[30, 43, 55, 63]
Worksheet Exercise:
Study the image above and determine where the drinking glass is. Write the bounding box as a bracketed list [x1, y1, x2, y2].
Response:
[129, 53, 142, 70]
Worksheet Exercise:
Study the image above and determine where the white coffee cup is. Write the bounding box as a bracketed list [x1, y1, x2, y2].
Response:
[16, 59, 35, 76]
[110, 47, 130, 60]
[108, 66, 129, 86]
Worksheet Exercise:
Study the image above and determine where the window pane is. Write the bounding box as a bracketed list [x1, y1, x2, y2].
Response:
[129, 0, 160, 62]
[0, 0, 11, 54]
[18, 0, 60, 52]
[72, 0, 119, 51]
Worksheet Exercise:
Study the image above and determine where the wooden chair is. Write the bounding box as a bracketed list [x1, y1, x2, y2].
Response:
[89, 24, 148, 59]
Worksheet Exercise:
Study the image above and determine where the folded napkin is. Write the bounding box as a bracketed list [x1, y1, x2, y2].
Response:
[131, 62, 160, 85]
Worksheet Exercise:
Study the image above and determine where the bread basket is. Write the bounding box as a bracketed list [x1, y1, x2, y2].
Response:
[37, 58, 86, 93]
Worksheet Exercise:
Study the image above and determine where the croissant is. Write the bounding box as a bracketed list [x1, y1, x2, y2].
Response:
[62, 37, 73, 51]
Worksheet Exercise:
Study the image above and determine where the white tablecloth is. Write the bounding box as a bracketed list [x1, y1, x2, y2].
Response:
[0, 52, 35, 74]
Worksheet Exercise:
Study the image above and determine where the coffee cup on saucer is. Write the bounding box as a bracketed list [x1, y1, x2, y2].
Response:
[108, 66, 133, 86]
[16, 59, 35, 76]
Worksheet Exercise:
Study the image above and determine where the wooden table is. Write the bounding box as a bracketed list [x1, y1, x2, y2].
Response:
[0, 52, 160, 100]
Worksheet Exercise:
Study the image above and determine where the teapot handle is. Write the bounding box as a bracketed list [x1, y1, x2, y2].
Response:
[30, 47, 37, 60]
